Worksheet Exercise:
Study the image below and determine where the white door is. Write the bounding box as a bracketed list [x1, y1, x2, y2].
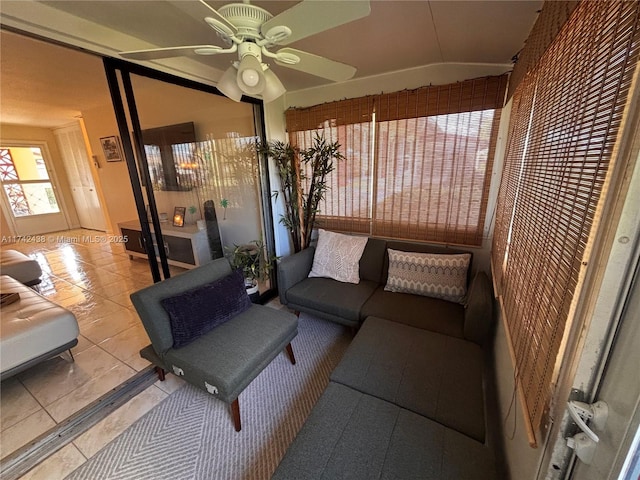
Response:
[54, 124, 105, 231]
[569, 266, 640, 480]
[0, 144, 70, 235]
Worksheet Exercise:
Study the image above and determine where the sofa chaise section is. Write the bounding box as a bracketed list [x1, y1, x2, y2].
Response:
[271, 382, 497, 480]
[330, 316, 486, 442]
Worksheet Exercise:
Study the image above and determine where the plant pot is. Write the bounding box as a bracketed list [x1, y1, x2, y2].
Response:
[245, 283, 260, 303]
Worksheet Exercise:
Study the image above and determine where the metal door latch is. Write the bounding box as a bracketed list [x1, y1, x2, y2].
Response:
[566, 400, 608, 464]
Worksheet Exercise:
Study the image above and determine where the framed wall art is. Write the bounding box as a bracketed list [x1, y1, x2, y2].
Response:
[100, 136, 124, 162]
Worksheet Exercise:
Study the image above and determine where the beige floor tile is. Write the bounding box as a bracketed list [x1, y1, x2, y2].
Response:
[0, 378, 42, 431]
[106, 290, 136, 308]
[36, 277, 85, 302]
[126, 353, 152, 372]
[73, 385, 168, 458]
[98, 323, 150, 364]
[72, 335, 95, 355]
[90, 254, 132, 269]
[154, 374, 187, 395]
[1, 228, 186, 469]
[54, 290, 95, 310]
[18, 443, 87, 480]
[45, 362, 136, 423]
[71, 297, 127, 323]
[79, 309, 140, 344]
[18, 345, 124, 407]
[1, 409, 56, 460]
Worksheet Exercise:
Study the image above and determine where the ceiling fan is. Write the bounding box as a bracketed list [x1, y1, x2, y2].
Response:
[119, 0, 371, 102]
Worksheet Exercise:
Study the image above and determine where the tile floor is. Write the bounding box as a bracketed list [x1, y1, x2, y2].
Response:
[0, 229, 188, 478]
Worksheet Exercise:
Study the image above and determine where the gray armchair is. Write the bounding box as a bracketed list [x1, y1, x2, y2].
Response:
[131, 258, 298, 431]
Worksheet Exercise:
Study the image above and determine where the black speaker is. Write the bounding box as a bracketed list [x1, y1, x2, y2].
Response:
[203, 200, 223, 259]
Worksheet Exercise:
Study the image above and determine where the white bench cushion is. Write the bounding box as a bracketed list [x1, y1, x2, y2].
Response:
[1, 275, 79, 375]
[0, 249, 42, 285]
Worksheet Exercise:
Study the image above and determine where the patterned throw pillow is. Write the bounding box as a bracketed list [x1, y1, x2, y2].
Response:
[161, 269, 252, 348]
[308, 229, 368, 284]
[384, 249, 471, 303]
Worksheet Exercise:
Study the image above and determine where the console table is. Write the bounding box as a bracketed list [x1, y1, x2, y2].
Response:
[118, 220, 212, 269]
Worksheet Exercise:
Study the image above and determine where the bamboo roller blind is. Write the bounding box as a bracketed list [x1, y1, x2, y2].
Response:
[285, 75, 507, 245]
[492, 0, 640, 444]
[507, 1, 579, 100]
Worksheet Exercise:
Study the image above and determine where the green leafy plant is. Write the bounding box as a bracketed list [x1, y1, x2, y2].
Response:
[260, 133, 344, 252]
[188, 205, 198, 216]
[226, 239, 277, 285]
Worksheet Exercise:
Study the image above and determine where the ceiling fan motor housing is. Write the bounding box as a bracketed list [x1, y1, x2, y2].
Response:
[218, 3, 273, 41]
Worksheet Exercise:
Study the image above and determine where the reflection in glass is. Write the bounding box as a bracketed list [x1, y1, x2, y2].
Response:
[130, 74, 269, 292]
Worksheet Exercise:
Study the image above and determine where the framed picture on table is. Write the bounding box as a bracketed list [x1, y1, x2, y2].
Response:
[173, 207, 185, 227]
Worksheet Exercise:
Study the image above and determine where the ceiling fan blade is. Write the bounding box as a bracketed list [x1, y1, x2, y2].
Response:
[274, 48, 356, 82]
[261, 0, 371, 45]
[120, 45, 225, 61]
[169, 0, 238, 37]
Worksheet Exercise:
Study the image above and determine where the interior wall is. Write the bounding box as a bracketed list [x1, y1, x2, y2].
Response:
[80, 103, 137, 235]
[493, 310, 543, 479]
[0, 123, 80, 235]
[263, 96, 292, 257]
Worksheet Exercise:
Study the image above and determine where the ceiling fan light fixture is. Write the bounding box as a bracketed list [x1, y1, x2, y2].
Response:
[217, 65, 243, 102]
[236, 46, 265, 94]
[262, 68, 286, 103]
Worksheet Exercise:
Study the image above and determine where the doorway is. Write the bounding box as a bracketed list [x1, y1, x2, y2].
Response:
[0, 143, 70, 236]
[53, 122, 106, 232]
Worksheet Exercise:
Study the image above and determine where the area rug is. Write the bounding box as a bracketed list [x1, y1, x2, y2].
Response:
[65, 313, 351, 480]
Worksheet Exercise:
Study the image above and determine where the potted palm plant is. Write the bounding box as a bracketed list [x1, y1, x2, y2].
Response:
[259, 133, 344, 253]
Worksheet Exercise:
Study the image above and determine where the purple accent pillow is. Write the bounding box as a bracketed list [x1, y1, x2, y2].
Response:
[161, 269, 251, 348]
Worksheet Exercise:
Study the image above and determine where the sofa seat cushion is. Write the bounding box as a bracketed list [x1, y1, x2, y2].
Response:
[330, 316, 486, 442]
[271, 382, 496, 480]
[286, 277, 378, 323]
[361, 287, 465, 338]
[162, 304, 298, 403]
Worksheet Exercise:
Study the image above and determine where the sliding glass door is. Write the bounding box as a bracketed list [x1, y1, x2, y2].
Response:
[103, 59, 275, 299]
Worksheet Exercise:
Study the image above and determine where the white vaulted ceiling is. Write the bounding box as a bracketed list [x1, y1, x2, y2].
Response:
[0, 0, 542, 127]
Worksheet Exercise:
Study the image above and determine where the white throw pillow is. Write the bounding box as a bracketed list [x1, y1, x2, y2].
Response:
[384, 249, 471, 303]
[308, 229, 368, 284]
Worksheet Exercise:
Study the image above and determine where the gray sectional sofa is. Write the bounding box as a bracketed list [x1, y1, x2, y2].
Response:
[273, 237, 499, 479]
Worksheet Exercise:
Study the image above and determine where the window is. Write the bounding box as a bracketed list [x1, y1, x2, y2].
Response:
[492, 0, 640, 444]
[286, 75, 507, 246]
[287, 97, 374, 234]
[374, 109, 498, 244]
[0, 147, 61, 217]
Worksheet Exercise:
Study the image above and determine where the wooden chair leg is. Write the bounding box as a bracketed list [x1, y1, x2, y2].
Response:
[155, 366, 166, 381]
[231, 399, 241, 432]
[294, 310, 300, 317]
[285, 343, 296, 365]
